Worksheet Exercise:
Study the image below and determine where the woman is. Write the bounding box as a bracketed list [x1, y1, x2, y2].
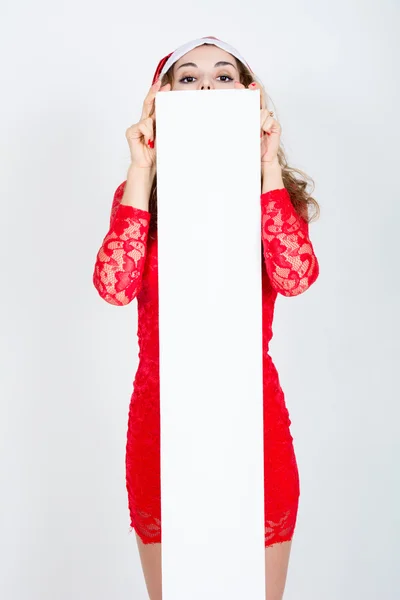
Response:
[93, 36, 320, 600]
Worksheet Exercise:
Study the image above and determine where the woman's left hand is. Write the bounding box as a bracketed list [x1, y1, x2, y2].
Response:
[234, 80, 282, 166]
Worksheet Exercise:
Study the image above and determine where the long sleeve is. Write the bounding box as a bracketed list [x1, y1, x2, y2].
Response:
[261, 187, 319, 296]
[93, 181, 151, 306]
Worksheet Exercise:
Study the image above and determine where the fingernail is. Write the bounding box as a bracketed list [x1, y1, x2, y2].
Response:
[148, 139, 154, 148]
[250, 82, 257, 87]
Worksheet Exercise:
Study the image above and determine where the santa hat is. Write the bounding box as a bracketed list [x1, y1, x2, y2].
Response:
[151, 36, 255, 85]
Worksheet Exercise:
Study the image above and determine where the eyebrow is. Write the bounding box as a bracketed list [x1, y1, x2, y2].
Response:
[177, 61, 237, 70]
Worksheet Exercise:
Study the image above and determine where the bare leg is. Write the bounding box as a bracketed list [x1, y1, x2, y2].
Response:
[135, 533, 162, 600]
[265, 540, 292, 600]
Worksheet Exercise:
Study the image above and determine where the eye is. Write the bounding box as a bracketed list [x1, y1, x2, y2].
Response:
[179, 76, 196, 84]
[217, 75, 234, 83]
[179, 74, 235, 84]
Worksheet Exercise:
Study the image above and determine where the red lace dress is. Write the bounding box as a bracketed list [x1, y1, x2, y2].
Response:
[93, 180, 319, 547]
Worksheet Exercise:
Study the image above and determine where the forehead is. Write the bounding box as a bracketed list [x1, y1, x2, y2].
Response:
[174, 44, 238, 69]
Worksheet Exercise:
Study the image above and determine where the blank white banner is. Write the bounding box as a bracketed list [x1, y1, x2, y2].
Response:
[156, 89, 264, 599]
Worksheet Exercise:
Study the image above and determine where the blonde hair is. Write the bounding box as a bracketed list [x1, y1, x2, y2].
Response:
[148, 45, 320, 235]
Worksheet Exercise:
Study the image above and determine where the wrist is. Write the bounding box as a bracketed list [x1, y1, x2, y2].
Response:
[120, 164, 155, 212]
[261, 160, 284, 194]
[128, 163, 156, 184]
[261, 158, 281, 173]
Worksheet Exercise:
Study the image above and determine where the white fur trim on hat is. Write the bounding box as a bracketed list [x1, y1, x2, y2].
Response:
[159, 37, 252, 78]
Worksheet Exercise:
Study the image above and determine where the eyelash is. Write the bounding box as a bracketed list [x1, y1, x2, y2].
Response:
[179, 75, 234, 84]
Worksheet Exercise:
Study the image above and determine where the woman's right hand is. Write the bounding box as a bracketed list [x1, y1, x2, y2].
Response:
[125, 79, 172, 170]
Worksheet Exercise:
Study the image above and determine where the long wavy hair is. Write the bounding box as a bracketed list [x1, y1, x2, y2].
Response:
[147, 45, 320, 237]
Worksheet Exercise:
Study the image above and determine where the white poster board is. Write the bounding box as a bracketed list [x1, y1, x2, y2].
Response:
[156, 89, 265, 599]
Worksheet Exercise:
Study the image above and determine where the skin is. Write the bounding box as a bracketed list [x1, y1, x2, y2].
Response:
[127, 45, 292, 600]
[124, 44, 284, 203]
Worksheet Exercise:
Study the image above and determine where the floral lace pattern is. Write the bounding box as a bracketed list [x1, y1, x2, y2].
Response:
[93, 182, 151, 306]
[93, 181, 319, 547]
[261, 187, 319, 297]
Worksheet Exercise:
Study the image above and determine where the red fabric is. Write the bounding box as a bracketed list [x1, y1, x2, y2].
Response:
[152, 53, 173, 85]
[93, 182, 319, 547]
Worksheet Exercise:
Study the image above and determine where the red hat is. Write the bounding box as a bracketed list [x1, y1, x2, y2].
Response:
[152, 36, 254, 85]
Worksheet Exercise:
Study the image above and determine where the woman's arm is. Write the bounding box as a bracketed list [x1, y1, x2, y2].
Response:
[92, 167, 153, 306]
[260, 161, 319, 297]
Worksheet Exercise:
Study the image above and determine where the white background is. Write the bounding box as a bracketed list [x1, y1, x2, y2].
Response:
[1, 1, 399, 599]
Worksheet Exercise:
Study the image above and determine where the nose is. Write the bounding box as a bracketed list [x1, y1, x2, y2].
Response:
[200, 83, 211, 90]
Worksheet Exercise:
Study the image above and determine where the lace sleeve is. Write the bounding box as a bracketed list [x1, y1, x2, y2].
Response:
[261, 187, 319, 296]
[93, 180, 151, 306]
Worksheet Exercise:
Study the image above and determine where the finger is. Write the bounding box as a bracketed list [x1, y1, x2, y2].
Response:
[159, 82, 171, 92]
[234, 80, 245, 89]
[260, 109, 271, 131]
[141, 80, 162, 120]
[140, 117, 154, 146]
[127, 118, 154, 147]
[249, 81, 265, 110]
[260, 109, 279, 131]
[138, 123, 155, 149]
[260, 116, 281, 139]
[143, 117, 154, 143]
[261, 122, 276, 138]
